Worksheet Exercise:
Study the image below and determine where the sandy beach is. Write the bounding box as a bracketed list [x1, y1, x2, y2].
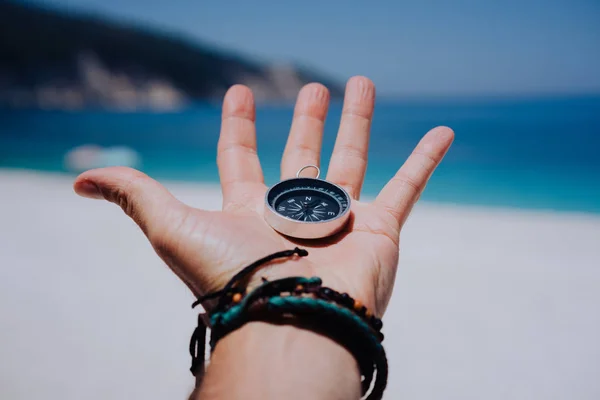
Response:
[1, 169, 599, 400]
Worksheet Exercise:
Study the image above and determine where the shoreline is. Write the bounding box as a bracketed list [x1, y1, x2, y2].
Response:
[3, 167, 600, 219]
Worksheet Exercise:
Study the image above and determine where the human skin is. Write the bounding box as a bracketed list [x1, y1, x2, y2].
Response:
[74, 76, 454, 399]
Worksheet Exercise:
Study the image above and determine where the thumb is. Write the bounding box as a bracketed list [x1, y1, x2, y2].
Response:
[73, 167, 187, 238]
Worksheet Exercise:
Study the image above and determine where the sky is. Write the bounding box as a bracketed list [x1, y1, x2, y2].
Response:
[32, 0, 600, 96]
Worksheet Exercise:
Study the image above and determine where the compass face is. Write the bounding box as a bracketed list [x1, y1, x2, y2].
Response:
[275, 189, 339, 222]
[266, 178, 350, 223]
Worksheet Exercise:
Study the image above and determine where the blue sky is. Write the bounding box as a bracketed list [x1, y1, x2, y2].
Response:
[34, 0, 600, 96]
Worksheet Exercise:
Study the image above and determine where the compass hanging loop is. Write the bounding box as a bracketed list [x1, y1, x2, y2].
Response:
[296, 165, 320, 179]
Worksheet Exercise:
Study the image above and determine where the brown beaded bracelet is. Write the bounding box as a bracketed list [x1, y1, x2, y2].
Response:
[189, 248, 388, 399]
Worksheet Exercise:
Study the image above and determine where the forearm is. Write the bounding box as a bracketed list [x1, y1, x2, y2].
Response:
[195, 322, 361, 400]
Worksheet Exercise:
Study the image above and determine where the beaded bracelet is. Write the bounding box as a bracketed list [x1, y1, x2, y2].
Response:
[189, 248, 388, 400]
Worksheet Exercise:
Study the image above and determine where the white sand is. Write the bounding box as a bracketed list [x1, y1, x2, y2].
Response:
[1, 169, 599, 400]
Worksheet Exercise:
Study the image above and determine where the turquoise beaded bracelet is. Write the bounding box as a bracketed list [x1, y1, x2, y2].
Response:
[189, 248, 388, 400]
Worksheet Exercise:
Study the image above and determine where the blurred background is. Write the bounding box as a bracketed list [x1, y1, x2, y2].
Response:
[1, 1, 599, 399]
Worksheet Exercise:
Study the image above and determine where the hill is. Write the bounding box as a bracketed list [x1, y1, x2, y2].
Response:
[0, 1, 343, 110]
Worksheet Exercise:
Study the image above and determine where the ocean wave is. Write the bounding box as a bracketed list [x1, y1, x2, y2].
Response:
[64, 145, 141, 172]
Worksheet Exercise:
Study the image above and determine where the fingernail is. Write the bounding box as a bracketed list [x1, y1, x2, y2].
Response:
[433, 126, 455, 142]
[77, 180, 103, 199]
[346, 76, 375, 102]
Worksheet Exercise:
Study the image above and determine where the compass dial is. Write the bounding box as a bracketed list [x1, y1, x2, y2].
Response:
[273, 189, 340, 222]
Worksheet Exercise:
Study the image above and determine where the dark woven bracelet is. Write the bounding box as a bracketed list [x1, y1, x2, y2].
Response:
[189, 248, 388, 400]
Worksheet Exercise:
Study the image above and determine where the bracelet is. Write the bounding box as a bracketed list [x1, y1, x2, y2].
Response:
[189, 248, 388, 400]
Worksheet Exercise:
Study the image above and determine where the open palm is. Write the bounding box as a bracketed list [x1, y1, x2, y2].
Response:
[74, 77, 453, 317]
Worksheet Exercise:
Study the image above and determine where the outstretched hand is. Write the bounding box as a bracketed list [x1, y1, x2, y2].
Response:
[74, 77, 453, 317]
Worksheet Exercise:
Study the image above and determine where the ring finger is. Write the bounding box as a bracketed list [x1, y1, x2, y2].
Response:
[326, 76, 375, 200]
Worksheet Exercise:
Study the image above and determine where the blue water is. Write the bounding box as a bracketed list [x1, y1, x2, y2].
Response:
[1, 96, 600, 213]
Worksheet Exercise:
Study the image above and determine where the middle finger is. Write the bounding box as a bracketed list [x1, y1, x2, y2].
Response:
[280, 83, 330, 179]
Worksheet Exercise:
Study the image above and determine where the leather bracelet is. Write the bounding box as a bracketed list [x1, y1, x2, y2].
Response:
[189, 248, 388, 399]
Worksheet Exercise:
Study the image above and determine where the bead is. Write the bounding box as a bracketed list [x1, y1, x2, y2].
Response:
[307, 277, 322, 286]
[353, 300, 362, 311]
[365, 309, 373, 318]
[321, 288, 332, 296]
[340, 293, 352, 305]
[373, 318, 383, 330]
[232, 293, 242, 303]
[295, 284, 304, 292]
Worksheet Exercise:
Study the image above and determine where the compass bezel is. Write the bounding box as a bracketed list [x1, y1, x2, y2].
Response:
[264, 177, 352, 239]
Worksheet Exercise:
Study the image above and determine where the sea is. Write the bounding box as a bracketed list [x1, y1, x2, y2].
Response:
[1, 95, 600, 213]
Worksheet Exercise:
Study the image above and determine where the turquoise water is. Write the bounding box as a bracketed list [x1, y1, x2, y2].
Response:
[1, 96, 600, 213]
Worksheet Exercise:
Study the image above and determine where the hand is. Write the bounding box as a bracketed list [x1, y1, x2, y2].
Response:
[73, 76, 453, 317]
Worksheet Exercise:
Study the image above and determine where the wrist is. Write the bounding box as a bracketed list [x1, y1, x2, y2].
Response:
[197, 321, 361, 400]
[200, 257, 316, 313]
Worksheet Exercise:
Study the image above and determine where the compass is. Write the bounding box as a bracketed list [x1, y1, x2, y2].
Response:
[264, 165, 352, 239]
